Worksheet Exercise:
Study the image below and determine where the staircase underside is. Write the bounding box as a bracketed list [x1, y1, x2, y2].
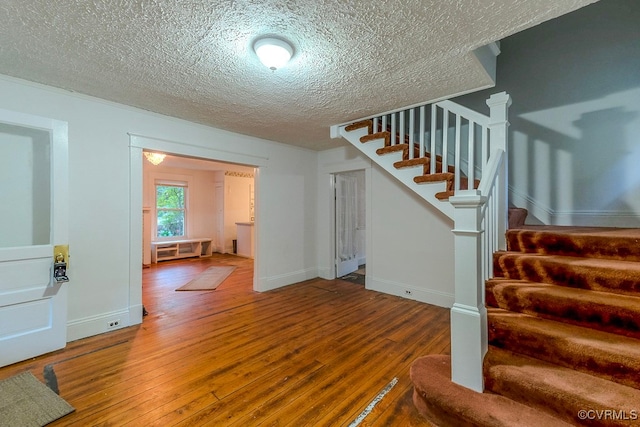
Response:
[411, 225, 640, 426]
[349, 119, 481, 201]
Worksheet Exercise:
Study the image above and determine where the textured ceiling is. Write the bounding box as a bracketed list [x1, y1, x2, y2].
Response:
[0, 0, 598, 150]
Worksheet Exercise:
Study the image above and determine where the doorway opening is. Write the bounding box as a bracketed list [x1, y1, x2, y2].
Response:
[129, 133, 266, 325]
[140, 153, 256, 314]
[334, 170, 366, 285]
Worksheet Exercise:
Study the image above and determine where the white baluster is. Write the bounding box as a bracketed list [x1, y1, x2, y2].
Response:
[409, 108, 415, 160]
[454, 115, 461, 192]
[468, 121, 475, 186]
[391, 113, 397, 146]
[430, 105, 437, 174]
[481, 126, 489, 170]
[419, 105, 426, 160]
[399, 111, 405, 152]
[442, 109, 449, 174]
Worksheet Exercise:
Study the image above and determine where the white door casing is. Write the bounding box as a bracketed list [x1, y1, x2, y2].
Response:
[0, 109, 69, 368]
[335, 173, 358, 277]
[215, 184, 224, 253]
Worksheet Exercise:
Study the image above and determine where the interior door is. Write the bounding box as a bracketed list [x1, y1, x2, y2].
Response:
[335, 173, 358, 277]
[0, 109, 69, 368]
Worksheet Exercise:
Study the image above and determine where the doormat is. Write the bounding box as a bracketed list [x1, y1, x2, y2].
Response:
[0, 371, 74, 427]
[175, 266, 236, 291]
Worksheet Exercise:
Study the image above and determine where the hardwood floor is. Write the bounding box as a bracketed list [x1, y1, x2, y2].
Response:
[0, 254, 448, 426]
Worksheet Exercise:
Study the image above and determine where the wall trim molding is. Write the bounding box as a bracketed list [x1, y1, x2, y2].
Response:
[67, 308, 131, 342]
[258, 267, 318, 292]
[225, 171, 254, 178]
[129, 133, 268, 167]
[317, 266, 333, 280]
[367, 276, 454, 308]
[510, 186, 640, 227]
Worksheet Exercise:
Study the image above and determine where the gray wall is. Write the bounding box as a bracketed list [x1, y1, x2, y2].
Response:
[455, 0, 640, 226]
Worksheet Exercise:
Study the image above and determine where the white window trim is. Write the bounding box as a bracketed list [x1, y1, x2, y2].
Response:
[153, 176, 191, 241]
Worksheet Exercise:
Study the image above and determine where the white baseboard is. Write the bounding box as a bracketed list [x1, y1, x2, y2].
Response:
[509, 186, 640, 227]
[317, 266, 334, 280]
[550, 210, 640, 227]
[367, 277, 454, 308]
[67, 308, 134, 342]
[258, 267, 318, 292]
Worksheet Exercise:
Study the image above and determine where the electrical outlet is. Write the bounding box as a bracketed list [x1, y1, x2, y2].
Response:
[404, 290, 412, 295]
[107, 319, 120, 329]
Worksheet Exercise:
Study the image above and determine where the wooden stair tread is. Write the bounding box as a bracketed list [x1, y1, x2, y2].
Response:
[435, 191, 454, 200]
[360, 131, 390, 145]
[424, 163, 456, 175]
[376, 144, 407, 156]
[393, 157, 430, 169]
[413, 172, 454, 184]
[344, 120, 372, 133]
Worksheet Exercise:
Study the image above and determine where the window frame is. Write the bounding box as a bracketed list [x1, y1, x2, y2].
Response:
[154, 180, 188, 240]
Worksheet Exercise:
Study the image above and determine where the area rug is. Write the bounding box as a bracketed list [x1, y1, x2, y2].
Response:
[175, 266, 236, 291]
[0, 371, 74, 427]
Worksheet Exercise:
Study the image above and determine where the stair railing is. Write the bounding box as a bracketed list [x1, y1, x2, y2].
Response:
[369, 98, 493, 189]
[449, 92, 511, 393]
[333, 91, 512, 392]
[478, 149, 507, 281]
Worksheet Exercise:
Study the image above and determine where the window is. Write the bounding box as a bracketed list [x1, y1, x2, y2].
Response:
[156, 183, 186, 238]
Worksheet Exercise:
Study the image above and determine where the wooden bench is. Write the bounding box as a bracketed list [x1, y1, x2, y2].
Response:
[151, 238, 213, 263]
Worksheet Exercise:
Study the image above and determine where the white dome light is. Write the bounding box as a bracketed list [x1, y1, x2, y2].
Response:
[253, 37, 294, 70]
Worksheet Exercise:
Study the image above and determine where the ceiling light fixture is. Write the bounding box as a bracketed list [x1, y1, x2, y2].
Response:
[253, 37, 294, 70]
[144, 152, 166, 166]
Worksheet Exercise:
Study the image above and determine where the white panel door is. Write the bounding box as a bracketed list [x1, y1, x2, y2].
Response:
[335, 173, 358, 277]
[0, 109, 69, 368]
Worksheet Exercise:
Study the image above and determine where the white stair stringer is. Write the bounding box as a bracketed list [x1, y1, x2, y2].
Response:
[339, 125, 454, 220]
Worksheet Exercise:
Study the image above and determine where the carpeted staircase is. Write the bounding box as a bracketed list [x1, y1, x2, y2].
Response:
[345, 120, 479, 200]
[411, 226, 640, 426]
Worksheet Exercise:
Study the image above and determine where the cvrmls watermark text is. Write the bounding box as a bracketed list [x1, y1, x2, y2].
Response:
[578, 409, 638, 421]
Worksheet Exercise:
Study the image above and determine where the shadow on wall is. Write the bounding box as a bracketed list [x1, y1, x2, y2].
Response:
[454, 0, 640, 226]
[511, 107, 638, 225]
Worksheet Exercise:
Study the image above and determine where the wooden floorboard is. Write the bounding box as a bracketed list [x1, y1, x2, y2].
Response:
[0, 254, 447, 426]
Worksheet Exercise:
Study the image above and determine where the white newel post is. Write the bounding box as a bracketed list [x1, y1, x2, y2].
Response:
[447, 92, 510, 393]
[449, 192, 487, 392]
[486, 92, 512, 250]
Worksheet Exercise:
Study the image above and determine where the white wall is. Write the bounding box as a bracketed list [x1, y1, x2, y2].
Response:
[318, 146, 455, 307]
[223, 173, 253, 253]
[455, 0, 640, 226]
[0, 75, 318, 342]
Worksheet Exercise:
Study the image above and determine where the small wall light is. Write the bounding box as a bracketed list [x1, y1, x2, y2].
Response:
[253, 37, 294, 70]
